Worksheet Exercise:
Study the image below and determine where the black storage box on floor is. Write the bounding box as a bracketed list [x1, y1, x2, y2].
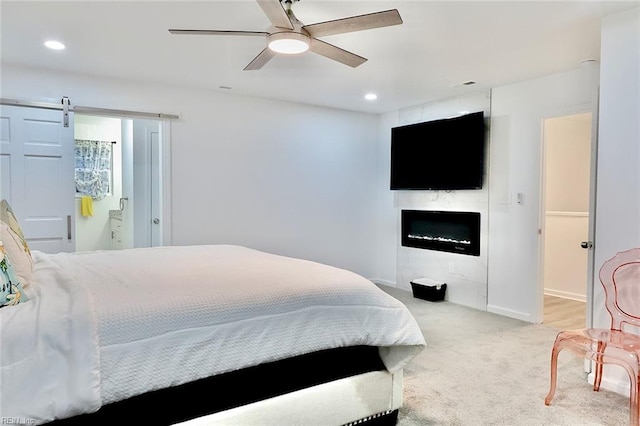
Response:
[410, 278, 447, 302]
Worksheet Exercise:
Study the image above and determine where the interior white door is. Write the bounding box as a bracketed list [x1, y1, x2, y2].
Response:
[0, 105, 75, 253]
[131, 119, 162, 248]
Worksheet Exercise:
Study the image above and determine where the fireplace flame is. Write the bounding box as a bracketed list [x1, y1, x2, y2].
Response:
[407, 234, 471, 245]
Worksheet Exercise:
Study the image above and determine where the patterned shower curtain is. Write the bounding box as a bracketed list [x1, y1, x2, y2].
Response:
[74, 140, 112, 200]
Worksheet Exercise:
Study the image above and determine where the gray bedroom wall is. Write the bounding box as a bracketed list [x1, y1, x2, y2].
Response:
[0, 64, 380, 278]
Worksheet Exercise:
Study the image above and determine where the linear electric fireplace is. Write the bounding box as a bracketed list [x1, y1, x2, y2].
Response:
[401, 210, 481, 256]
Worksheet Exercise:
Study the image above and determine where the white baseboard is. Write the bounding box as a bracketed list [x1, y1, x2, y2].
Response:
[544, 289, 586, 303]
[370, 278, 396, 288]
[486, 304, 533, 323]
[587, 372, 630, 397]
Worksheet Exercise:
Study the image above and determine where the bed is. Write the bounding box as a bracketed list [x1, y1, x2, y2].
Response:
[0, 235, 426, 425]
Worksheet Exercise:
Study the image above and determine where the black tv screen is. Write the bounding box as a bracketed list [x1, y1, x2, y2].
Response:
[390, 111, 486, 190]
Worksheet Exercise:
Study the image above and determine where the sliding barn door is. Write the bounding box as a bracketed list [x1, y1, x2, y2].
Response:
[0, 105, 75, 253]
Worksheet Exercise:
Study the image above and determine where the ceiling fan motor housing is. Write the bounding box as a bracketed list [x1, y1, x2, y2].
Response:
[268, 31, 310, 54]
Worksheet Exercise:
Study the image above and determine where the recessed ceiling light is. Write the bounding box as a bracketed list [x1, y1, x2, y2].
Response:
[44, 40, 65, 50]
[364, 93, 378, 101]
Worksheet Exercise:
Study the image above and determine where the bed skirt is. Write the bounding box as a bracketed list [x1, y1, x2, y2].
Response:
[48, 345, 400, 425]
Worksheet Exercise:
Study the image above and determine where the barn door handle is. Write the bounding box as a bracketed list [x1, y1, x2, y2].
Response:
[67, 215, 72, 240]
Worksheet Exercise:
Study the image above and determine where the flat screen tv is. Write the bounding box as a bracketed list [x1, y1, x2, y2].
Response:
[390, 111, 486, 190]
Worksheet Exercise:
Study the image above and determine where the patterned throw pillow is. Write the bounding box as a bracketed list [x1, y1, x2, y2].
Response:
[0, 200, 33, 287]
[0, 240, 28, 308]
[0, 222, 33, 287]
[0, 199, 31, 256]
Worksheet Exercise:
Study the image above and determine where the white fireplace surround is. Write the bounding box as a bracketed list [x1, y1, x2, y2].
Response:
[392, 91, 491, 311]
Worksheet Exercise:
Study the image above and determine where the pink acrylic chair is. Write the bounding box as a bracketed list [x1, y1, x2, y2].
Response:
[544, 247, 640, 426]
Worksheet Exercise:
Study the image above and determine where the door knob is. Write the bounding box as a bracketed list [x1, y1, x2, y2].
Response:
[153, 218, 160, 225]
[580, 241, 593, 249]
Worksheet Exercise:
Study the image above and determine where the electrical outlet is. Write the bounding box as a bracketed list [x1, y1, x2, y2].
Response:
[448, 262, 455, 274]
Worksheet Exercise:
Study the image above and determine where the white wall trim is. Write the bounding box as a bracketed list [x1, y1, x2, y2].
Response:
[588, 372, 630, 397]
[545, 211, 589, 217]
[487, 305, 532, 322]
[543, 289, 586, 302]
[370, 278, 397, 288]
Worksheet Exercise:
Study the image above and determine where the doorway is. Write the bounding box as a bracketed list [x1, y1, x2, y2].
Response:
[74, 114, 165, 251]
[540, 112, 593, 329]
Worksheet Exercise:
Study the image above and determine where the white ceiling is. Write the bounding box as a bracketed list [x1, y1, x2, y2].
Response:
[1, 1, 637, 114]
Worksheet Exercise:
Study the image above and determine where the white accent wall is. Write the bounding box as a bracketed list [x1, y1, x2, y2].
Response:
[1, 65, 380, 278]
[374, 91, 491, 311]
[592, 7, 640, 394]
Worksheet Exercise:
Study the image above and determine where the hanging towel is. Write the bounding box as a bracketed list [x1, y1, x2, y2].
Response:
[81, 196, 93, 217]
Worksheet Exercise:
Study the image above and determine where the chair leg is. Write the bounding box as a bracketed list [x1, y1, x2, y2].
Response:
[594, 341, 606, 391]
[545, 344, 561, 405]
[630, 374, 639, 426]
[594, 361, 604, 391]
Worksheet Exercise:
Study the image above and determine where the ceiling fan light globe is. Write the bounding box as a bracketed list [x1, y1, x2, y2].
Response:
[268, 32, 310, 54]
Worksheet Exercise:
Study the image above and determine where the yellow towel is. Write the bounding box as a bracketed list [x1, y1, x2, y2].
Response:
[81, 196, 93, 217]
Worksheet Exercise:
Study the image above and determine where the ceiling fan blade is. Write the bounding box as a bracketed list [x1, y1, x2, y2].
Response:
[257, 0, 294, 30]
[244, 47, 276, 70]
[309, 38, 367, 68]
[169, 29, 268, 37]
[303, 9, 402, 38]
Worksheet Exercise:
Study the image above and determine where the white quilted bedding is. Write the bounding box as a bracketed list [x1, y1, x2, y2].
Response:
[1, 245, 426, 424]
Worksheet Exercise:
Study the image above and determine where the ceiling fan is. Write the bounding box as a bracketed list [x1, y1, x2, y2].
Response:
[168, 0, 402, 70]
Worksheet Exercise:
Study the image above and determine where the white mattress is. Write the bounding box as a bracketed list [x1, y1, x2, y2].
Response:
[1, 245, 426, 424]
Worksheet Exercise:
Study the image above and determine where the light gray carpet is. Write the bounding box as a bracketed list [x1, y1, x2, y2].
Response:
[379, 285, 630, 426]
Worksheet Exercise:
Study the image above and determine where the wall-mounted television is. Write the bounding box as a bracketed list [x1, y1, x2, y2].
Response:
[390, 111, 486, 190]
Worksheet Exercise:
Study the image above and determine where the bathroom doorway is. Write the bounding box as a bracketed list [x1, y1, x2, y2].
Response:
[540, 112, 593, 329]
[74, 115, 167, 251]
